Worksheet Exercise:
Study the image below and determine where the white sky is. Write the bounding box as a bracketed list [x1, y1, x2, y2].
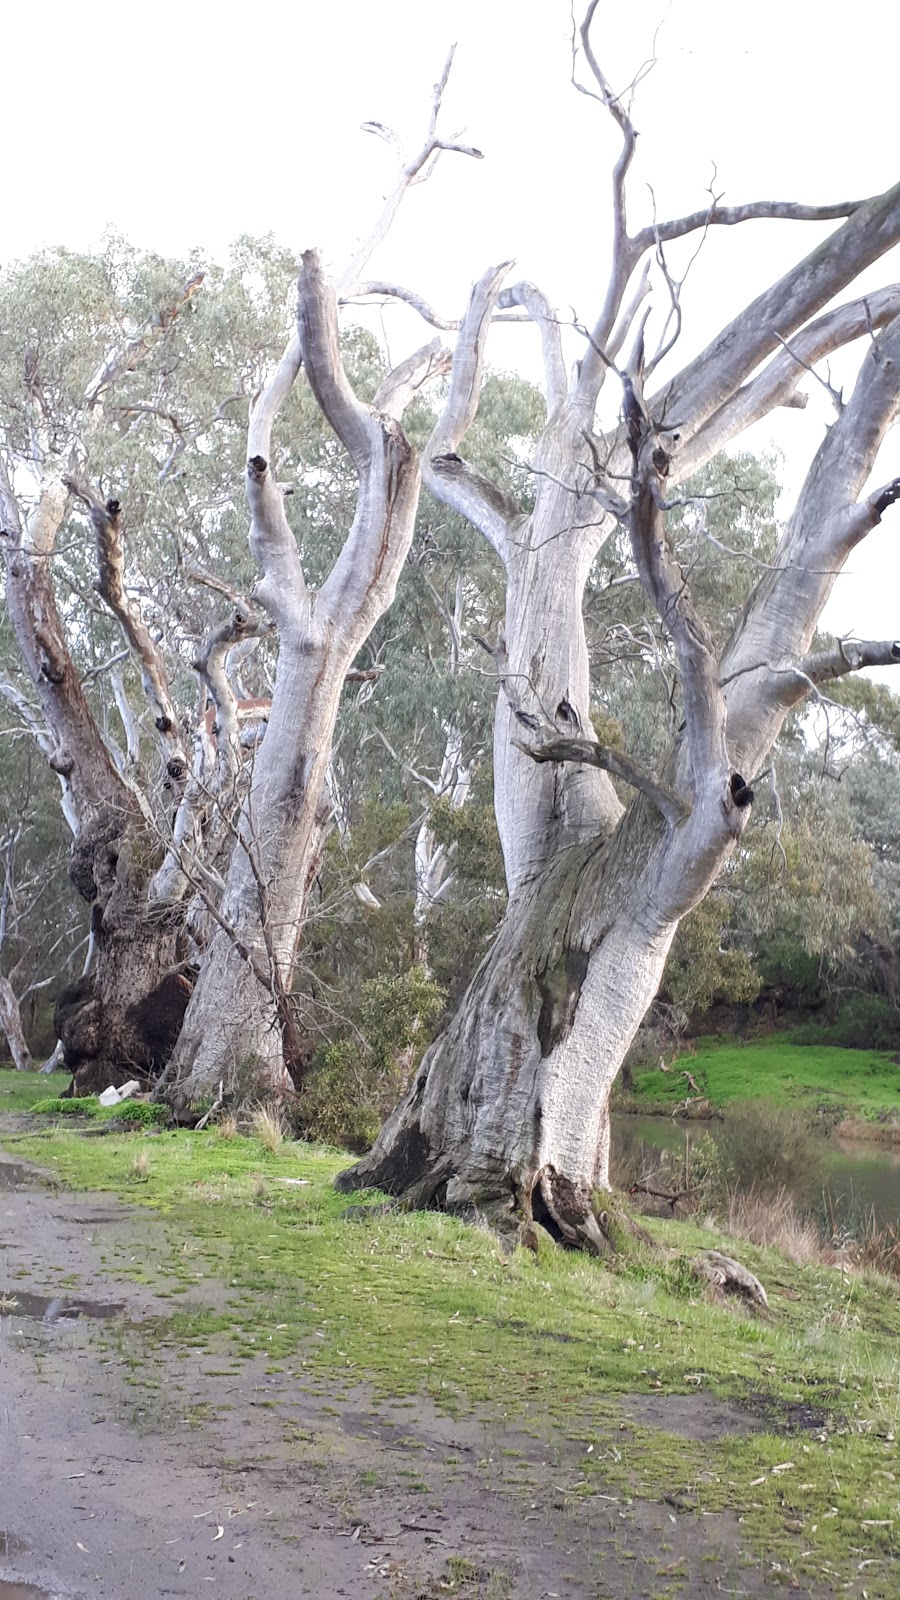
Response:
[5, 0, 900, 648]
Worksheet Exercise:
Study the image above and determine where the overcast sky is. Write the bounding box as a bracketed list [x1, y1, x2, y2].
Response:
[5, 0, 900, 646]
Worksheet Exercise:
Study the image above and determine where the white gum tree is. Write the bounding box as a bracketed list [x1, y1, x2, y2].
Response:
[339, 4, 900, 1245]
[0, 66, 474, 1096]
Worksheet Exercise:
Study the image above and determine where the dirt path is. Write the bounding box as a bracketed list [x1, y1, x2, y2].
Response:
[0, 1140, 808, 1600]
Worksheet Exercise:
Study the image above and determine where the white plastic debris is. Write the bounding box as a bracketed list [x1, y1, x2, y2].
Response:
[98, 1079, 141, 1107]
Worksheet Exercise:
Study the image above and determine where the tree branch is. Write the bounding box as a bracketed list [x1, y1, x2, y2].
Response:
[424, 262, 517, 558]
[1, 461, 132, 826]
[192, 604, 275, 790]
[799, 637, 900, 686]
[573, 1, 642, 409]
[632, 195, 873, 258]
[374, 338, 453, 421]
[83, 272, 204, 411]
[497, 282, 567, 415]
[337, 47, 483, 298]
[677, 285, 900, 477]
[721, 313, 900, 767]
[245, 330, 307, 633]
[299, 254, 423, 633]
[654, 179, 900, 443]
[625, 380, 728, 798]
[65, 478, 189, 786]
[479, 631, 687, 824]
[344, 281, 459, 330]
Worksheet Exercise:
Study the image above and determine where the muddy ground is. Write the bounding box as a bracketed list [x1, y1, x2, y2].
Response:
[0, 1133, 819, 1600]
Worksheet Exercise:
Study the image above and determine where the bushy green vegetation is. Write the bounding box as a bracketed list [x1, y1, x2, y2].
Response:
[300, 965, 443, 1149]
[3, 1109, 899, 1594]
[628, 1036, 900, 1121]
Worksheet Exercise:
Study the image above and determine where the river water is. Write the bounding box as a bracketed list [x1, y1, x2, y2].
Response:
[611, 1113, 900, 1232]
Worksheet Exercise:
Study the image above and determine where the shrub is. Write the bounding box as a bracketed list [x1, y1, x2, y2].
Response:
[298, 1040, 380, 1152]
[853, 1215, 900, 1279]
[792, 994, 900, 1051]
[723, 1188, 823, 1264]
[299, 965, 443, 1151]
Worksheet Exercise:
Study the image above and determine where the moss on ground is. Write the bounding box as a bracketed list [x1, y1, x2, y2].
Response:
[2, 1104, 898, 1594]
[628, 1036, 900, 1121]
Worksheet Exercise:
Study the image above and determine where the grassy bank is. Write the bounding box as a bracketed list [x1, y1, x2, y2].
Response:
[627, 1036, 900, 1123]
[2, 1070, 899, 1595]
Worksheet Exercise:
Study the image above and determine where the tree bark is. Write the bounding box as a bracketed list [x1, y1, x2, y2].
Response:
[338, 792, 736, 1243]
[56, 820, 192, 1095]
[0, 976, 34, 1071]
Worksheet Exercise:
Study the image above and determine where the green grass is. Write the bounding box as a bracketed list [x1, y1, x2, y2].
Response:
[629, 1036, 900, 1120]
[0, 1069, 71, 1111]
[2, 1112, 899, 1593]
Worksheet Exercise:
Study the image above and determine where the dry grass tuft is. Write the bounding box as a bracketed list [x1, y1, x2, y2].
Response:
[215, 1112, 239, 1140]
[251, 1104, 285, 1154]
[131, 1149, 151, 1182]
[723, 1188, 824, 1265]
[852, 1214, 900, 1279]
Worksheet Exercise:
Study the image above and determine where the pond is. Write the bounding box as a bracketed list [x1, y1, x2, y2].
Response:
[611, 1112, 900, 1232]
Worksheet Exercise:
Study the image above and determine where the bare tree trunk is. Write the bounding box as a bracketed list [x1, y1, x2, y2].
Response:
[339, 793, 728, 1244]
[0, 976, 34, 1071]
[39, 1040, 65, 1074]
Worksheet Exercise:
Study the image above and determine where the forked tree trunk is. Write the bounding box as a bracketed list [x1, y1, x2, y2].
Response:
[340, 138, 900, 1237]
[164, 253, 458, 1109]
[163, 635, 342, 1105]
[1, 467, 194, 1097]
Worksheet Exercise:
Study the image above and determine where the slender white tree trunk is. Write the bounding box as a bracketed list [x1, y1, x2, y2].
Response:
[0, 976, 34, 1071]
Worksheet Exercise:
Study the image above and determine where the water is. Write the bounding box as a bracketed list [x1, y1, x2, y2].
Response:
[611, 1113, 900, 1231]
[0, 1163, 36, 1191]
[0, 1288, 124, 1323]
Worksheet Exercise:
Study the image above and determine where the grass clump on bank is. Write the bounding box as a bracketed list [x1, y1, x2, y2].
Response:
[27, 1093, 170, 1129]
[627, 1035, 900, 1121]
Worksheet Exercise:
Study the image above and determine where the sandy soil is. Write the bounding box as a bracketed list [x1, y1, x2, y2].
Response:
[0, 1135, 814, 1600]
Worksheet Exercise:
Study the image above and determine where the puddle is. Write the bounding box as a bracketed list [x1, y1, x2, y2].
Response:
[0, 1164, 36, 1191]
[0, 1288, 124, 1323]
[619, 1391, 762, 1441]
